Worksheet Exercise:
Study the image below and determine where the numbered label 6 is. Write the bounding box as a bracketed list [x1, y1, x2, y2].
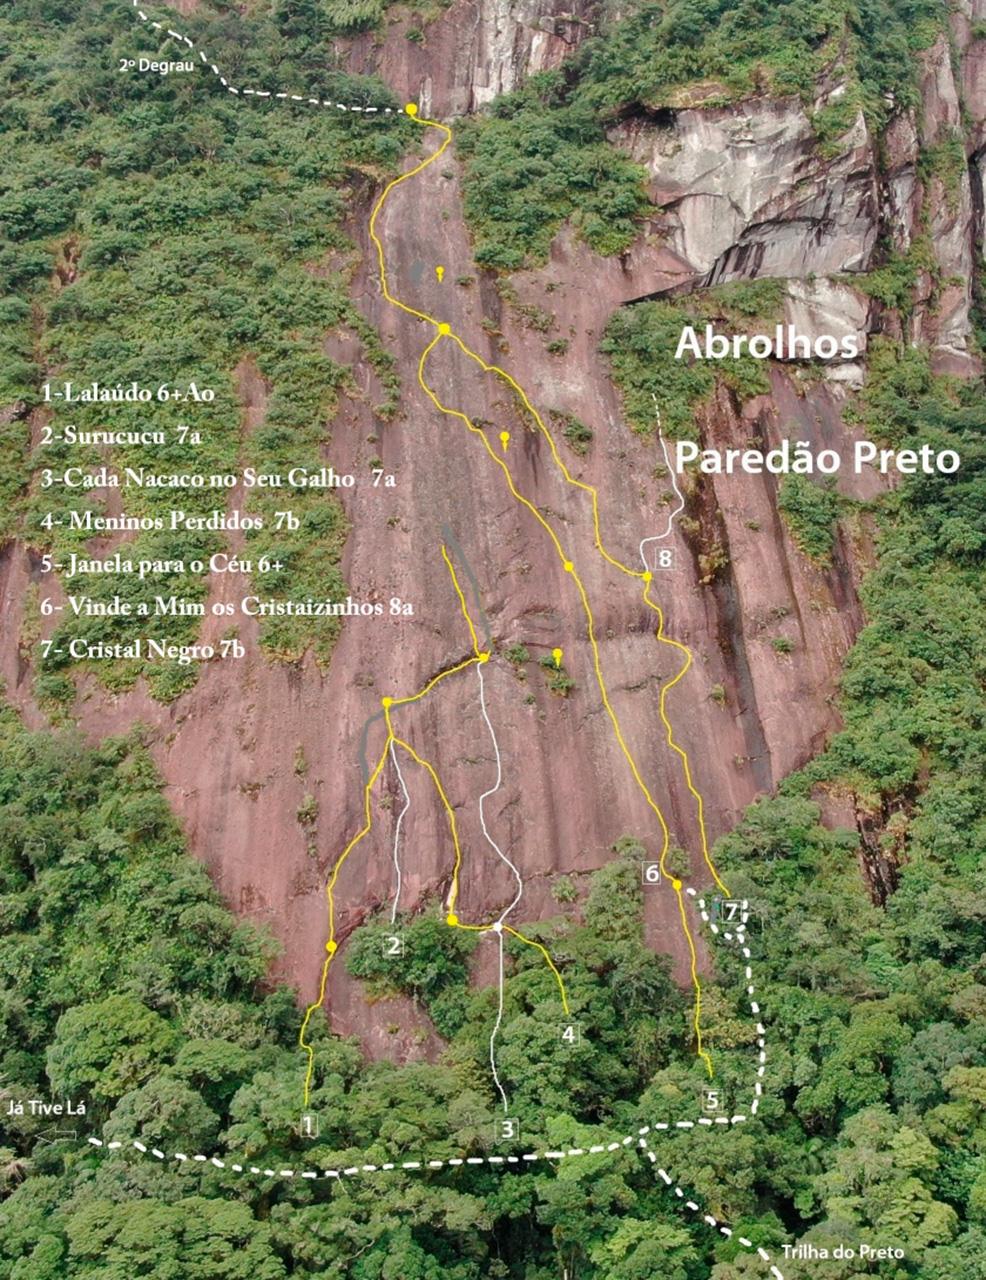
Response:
[641, 863, 661, 885]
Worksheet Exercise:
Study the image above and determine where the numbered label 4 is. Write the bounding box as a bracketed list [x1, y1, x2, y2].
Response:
[559, 1022, 582, 1047]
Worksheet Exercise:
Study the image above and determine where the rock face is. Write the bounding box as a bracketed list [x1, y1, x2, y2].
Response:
[2, 8, 984, 1063]
[349, 0, 595, 117]
[611, 93, 877, 286]
[782, 278, 870, 362]
[609, 38, 985, 372]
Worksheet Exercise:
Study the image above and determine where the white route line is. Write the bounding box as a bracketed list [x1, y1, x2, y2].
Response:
[476, 665, 523, 922]
[639, 401, 686, 573]
[476, 662, 522, 1112]
[129, 1, 400, 112]
[388, 740, 411, 923]
[490, 926, 509, 1113]
[111, 13, 777, 1269]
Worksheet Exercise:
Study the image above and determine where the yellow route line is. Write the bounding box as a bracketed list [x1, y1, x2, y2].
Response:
[299, 541, 571, 1103]
[675, 878, 713, 1076]
[368, 107, 732, 1072]
[298, 732, 391, 1106]
[503, 925, 571, 1015]
[368, 105, 453, 330]
[442, 544, 481, 657]
[387, 729, 468, 914]
[646, 582, 728, 895]
[390, 654, 480, 710]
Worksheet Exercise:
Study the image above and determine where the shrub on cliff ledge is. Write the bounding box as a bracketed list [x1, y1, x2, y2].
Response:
[456, 74, 650, 269]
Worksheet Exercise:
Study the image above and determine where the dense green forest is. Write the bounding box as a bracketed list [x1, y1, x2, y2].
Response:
[1, 0, 409, 701]
[4, 342, 986, 1276]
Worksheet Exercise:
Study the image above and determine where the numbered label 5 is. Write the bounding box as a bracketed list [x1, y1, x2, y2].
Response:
[382, 934, 405, 957]
[701, 1088, 719, 1113]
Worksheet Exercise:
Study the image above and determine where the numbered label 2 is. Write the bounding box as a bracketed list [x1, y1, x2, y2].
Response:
[494, 1117, 520, 1144]
[559, 1022, 582, 1047]
[382, 933, 406, 957]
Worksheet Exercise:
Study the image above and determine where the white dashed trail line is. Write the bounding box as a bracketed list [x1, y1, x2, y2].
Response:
[130, 0, 402, 113]
[109, 8, 777, 1271]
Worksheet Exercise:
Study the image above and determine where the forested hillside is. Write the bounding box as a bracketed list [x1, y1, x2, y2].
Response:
[2, 0, 986, 1275]
[2, 364, 986, 1275]
[2, 371, 986, 1272]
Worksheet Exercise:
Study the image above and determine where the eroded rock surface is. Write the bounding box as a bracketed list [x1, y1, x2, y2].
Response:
[2, 7, 984, 1062]
[611, 93, 877, 286]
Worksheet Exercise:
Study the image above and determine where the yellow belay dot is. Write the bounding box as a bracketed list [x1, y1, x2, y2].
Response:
[297, 545, 572, 1107]
[552, 648, 563, 668]
[300, 98, 735, 1099]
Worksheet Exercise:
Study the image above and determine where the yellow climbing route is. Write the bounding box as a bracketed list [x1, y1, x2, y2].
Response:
[299, 546, 571, 1106]
[365, 105, 732, 1077]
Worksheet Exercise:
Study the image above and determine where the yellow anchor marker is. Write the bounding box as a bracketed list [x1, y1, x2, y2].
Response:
[552, 648, 563, 669]
[436, 266, 444, 283]
[499, 431, 510, 452]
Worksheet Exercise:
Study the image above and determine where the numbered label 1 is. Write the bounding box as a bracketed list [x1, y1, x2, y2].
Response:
[653, 547, 676, 571]
[559, 1022, 582, 1047]
[299, 1113, 320, 1139]
[701, 1087, 719, 1114]
[641, 862, 661, 886]
[382, 934, 405, 957]
[494, 1117, 520, 1144]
